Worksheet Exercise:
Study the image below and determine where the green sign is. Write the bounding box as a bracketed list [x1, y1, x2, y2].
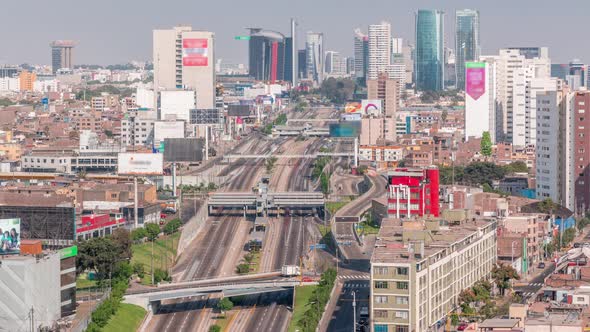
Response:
[234, 36, 251, 41]
[60, 245, 78, 259]
[465, 62, 486, 68]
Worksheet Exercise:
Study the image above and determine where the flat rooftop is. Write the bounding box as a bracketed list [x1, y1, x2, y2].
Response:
[371, 218, 495, 264]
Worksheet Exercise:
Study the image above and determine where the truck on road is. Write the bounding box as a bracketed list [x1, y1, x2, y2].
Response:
[281, 265, 301, 277]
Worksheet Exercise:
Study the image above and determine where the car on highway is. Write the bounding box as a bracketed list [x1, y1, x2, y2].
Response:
[538, 262, 546, 269]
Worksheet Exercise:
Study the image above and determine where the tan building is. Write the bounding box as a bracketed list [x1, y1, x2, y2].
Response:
[370, 218, 497, 332]
[360, 117, 396, 145]
[500, 213, 544, 265]
[153, 26, 215, 109]
[19, 70, 36, 92]
[367, 73, 398, 118]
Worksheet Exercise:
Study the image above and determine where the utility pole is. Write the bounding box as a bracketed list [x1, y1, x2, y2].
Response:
[30, 307, 34, 332]
[133, 176, 139, 228]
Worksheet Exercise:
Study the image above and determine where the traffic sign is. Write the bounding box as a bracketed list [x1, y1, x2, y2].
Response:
[235, 36, 251, 41]
[310, 244, 327, 250]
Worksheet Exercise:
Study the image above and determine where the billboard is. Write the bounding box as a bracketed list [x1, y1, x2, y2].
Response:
[465, 62, 486, 101]
[154, 121, 185, 146]
[344, 102, 362, 114]
[341, 113, 362, 121]
[190, 109, 220, 125]
[329, 122, 361, 137]
[118, 153, 163, 175]
[361, 99, 382, 116]
[0, 218, 20, 255]
[163, 138, 204, 162]
[182, 38, 209, 67]
[228, 104, 252, 117]
[59, 245, 78, 259]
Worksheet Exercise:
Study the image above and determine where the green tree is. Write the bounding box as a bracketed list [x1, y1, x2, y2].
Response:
[163, 218, 182, 234]
[441, 109, 448, 123]
[77, 237, 120, 280]
[319, 78, 356, 104]
[209, 326, 221, 332]
[578, 217, 590, 231]
[236, 263, 250, 274]
[562, 228, 576, 246]
[111, 228, 132, 260]
[153, 268, 170, 283]
[503, 161, 529, 174]
[133, 262, 145, 278]
[480, 131, 493, 157]
[320, 172, 330, 195]
[492, 264, 520, 295]
[144, 223, 161, 241]
[131, 227, 147, 242]
[463, 162, 506, 186]
[265, 157, 278, 173]
[538, 198, 556, 214]
[217, 298, 234, 314]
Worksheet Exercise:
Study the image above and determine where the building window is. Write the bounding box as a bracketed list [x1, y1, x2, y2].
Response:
[396, 296, 409, 305]
[375, 281, 388, 289]
[375, 296, 388, 304]
[397, 267, 408, 275]
[396, 282, 409, 290]
[395, 326, 409, 332]
[375, 266, 388, 274]
[395, 311, 409, 319]
[374, 310, 388, 318]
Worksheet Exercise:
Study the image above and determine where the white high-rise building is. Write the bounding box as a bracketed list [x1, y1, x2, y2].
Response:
[481, 48, 553, 146]
[368, 21, 391, 80]
[153, 26, 215, 109]
[325, 51, 346, 76]
[464, 61, 497, 142]
[536, 89, 575, 210]
[306, 32, 324, 85]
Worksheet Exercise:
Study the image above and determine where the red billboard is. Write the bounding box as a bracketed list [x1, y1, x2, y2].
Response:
[182, 38, 209, 67]
[465, 62, 486, 101]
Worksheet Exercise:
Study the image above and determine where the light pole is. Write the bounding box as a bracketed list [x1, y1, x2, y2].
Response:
[352, 290, 356, 332]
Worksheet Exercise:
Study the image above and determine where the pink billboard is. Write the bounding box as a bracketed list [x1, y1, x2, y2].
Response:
[182, 38, 209, 67]
[466, 62, 486, 100]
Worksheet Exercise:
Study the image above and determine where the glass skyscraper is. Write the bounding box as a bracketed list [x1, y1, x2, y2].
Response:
[455, 9, 480, 90]
[415, 10, 445, 91]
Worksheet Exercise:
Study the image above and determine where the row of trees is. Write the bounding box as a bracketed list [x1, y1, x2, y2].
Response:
[296, 269, 337, 332]
[439, 161, 529, 186]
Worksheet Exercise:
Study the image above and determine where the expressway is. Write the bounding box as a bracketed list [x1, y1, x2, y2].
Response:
[145, 106, 339, 332]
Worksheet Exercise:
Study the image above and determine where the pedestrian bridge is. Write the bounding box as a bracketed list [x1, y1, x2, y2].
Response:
[208, 191, 325, 216]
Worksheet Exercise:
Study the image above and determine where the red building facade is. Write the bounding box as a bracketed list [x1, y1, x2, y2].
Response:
[387, 167, 440, 218]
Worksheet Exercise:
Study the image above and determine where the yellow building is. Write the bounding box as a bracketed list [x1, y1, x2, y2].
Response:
[19, 70, 37, 91]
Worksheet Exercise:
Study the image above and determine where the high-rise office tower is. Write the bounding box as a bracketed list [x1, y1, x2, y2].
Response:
[324, 51, 346, 76]
[306, 32, 324, 85]
[153, 26, 215, 110]
[354, 29, 369, 82]
[298, 49, 307, 79]
[248, 29, 286, 83]
[50, 40, 75, 74]
[290, 19, 298, 87]
[415, 10, 445, 91]
[367, 73, 398, 122]
[455, 9, 480, 90]
[368, 22, 391, 80]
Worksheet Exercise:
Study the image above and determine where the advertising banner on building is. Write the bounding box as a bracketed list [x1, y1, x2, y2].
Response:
[182, 38, 209, 66]
[361, 99, 383, 116]
[0, 218, 20, 255]
[329, 122, 361, 137]
[344, 102, 362, 114]
[465, 62, 486, 101]
[118, 153, 163, 175]
[154, 121, 185, 147]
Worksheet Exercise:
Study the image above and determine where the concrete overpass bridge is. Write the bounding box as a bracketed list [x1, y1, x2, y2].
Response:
[124, 278, 308, 312]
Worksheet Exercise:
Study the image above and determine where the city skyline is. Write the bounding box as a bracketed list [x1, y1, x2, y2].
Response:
[1, 0, 590, 66]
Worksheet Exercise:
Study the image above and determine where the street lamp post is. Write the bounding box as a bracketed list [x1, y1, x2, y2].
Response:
[352, 291, 356, 332]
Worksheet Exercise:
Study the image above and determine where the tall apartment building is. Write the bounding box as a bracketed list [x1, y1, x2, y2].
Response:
[482, 48, 554, 146]
[121, 110, 157, 147]
[368, 22, 392, 80]
[573, 91, 590, 213]
[19, 70, 36, 92]
[370, 218, 497, 332]
[153, 26, 215, 109]
[415, 10, 445, 91]
[360, 117, 396, 145]
[368, 73, 398, 121]
[354, 29, 369, 82]
[324, 51, 346, 76]
[50, 40, 75, 74]
[455, 9, 480, 90]
[306, 32, 324, 85]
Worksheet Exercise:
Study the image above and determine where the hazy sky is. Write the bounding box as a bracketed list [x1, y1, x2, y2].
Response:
[1, 0, 587, 66]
